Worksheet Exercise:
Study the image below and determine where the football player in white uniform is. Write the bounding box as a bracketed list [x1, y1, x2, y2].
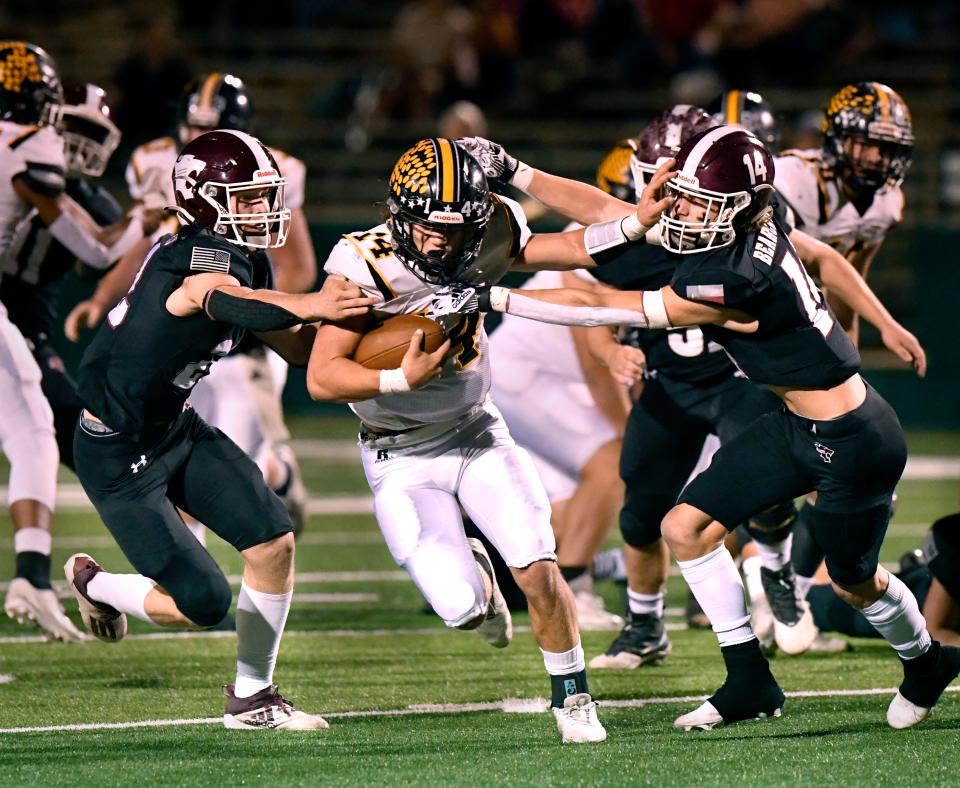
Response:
[308, 137, 674, 742]
[64, 73, 315, 542]
[773, 82, 915, 651]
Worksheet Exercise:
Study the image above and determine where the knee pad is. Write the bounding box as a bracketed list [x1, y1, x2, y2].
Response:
[433, 578, 488, 628]
[746, 500, 798, 545]
[156, 557, 233, 627]
[3, 424, 58, 509]
[619, 491, 671, 548]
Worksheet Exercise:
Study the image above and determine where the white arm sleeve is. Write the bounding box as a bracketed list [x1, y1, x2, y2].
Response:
[498, 289, 649, 328]
[47, 213, 144, 270]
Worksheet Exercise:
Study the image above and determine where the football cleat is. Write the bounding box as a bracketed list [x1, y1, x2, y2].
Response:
[887, 642, 960, 730]
[590, 612, 671, 669]
[773, 602, 819, 656]
[63, 553, 127, 643]
[223, 684, 329, 730]
[553, 693, 607, 743]
[674, 700, 782, 731]
[4, 577, 88, 643]
[760, 565, 804, 625]
[468, 538, 512, 648]
[750, 592, 776, 653]
[573, 590, 624, 631]
[806, 630, 851, 654]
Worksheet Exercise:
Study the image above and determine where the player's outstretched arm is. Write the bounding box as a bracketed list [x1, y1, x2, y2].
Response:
[306, 321, 450, 403]
[922, 579, 960, 648]
[791, 229, 926, 377]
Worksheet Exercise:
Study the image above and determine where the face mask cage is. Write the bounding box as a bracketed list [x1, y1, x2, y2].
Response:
[178, 178, 291, 249]
[58, 108, 121, 177]
[630, 156, 657, 201]
[658, 180, 751, 255]
[389, 210, 489, 285]
[837, 129, 913, 192]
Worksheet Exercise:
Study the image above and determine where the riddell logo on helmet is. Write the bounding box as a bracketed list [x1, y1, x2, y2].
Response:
[674, 172, 699, 187]
[427, 211, 464, 224]
[254, 169, 277, 179]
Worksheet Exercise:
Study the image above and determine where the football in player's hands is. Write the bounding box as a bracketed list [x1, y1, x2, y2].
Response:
[353, 315, 447, 369]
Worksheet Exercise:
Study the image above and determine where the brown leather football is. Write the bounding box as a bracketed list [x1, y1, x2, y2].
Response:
[353, 315, 446, 369]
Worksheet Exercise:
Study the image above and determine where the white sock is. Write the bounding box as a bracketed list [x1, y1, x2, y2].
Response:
[627, 588, 664, 618]
[541, 641, 585, 675]
[182, 518, 207, 547]
[754, 533, 793, 572]
[678, 545, 754, 647]
[796, 575, 814, 600]
[742, 555, 764, 600]
[235, 581, 292, 698]
[13, 527, 51, 555]
[860, 573, 931, 660]
[86, 572, 156, 623]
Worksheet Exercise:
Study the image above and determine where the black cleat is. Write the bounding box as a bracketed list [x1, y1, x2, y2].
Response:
[760, 565, 803, 625]
[589, 612, 671, 669]
[888, 642, 960, 729]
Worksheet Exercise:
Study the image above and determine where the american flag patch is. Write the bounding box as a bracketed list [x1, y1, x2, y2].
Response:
[686, 284, 725, 304]
[190, 247, 231, 273]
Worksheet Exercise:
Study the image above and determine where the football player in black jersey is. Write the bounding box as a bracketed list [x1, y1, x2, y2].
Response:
[61, 129, 417, 730]
[462, 126, 959, 731]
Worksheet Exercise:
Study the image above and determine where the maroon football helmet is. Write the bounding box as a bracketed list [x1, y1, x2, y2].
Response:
[631, 105, 716, 197]
[660, 126, 776, 254]
[172, 129, 290, 249]
[53, 83, 120, 177]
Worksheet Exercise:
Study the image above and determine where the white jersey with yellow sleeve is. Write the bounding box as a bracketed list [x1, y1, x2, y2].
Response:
[0, 122, 65, 256]
[774, 148, 904, 258]
[323, 193, 531, 430]
[125, 136, 307, 210]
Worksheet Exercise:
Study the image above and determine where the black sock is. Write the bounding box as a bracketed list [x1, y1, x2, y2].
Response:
[16, 551, 52, 589]
[560, 565, 588, 583]
[710, 640, 784, 721]
[550, 669, 589, 708]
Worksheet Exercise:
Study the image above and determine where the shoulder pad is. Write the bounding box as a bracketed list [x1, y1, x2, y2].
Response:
[323, 233, 389, 304]
[489, 193, 531, 258]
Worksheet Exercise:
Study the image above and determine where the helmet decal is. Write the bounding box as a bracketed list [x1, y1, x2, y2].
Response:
[0, 42, 43, 94]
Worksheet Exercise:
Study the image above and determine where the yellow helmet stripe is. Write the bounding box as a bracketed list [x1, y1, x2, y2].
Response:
[876, 83, 891, 121]
[437, 138, 456, 203]
[198, 72, 222, 110]
[725, 90, 741, 124]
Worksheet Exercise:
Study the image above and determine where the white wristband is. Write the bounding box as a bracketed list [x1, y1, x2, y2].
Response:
[641, 290, 671, 328]
[510, 162, 534, 192]
[379, 368, 410, 394]
[487, 286, 510, 312]
[621, 213, 649, 241]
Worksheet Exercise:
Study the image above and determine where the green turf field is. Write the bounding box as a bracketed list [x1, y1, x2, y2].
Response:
[0, 416, 958, 786]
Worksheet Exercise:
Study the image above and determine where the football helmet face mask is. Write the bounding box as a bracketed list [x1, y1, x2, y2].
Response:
[173, 129, 290, 250]
[660, 126, 775, 255]
[823, 82, 913, 194]
[51, 83, 121, 178]
[709, 89, 779, 148]
[632, 105, 716, 199]
[0, 41, 62, 126]
[596, 138, 639, 203]
[176, 73, 254, 146]
[386, 138, 493, 285]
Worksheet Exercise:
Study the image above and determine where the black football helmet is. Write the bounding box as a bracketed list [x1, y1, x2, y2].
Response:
[386, 138, 493, 284]
[660, 126, 776, 254]
[176, 73, 253, 145]
[0, 41, 62, 126]
[55, 83, 121, 178]
[822, 81, 913, 194]
[173, 129, 289, 250]
[632, 105, 717, 197]
[595, 138, 639, 203]
[708, 89, 779, 148]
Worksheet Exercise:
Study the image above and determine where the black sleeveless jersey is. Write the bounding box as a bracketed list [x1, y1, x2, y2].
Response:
[77, 225, 273, 437]
[590, 238, 734, 384]
[0, 177, 122, 339]
[669, 212, 860, 388]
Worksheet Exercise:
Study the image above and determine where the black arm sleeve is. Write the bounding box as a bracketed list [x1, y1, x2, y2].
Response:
[203, 289, 302, 331]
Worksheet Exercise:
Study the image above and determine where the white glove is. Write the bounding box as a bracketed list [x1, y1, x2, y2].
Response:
[457, 136, 521, 190]
[429, 285, 479, 318]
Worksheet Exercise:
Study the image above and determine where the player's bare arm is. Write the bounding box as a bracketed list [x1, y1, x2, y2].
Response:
[306, 317, 449, 403]
[922, 579, 960, 648]
[584, 283, 646, 388]
[790, 229, 925, 376]
[825, 241, 883, 340]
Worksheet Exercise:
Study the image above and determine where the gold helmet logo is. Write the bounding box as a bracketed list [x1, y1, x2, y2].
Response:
[390, 139, 437, 197]
[596, 139, 635, 194]
[0, 42, 42, 95]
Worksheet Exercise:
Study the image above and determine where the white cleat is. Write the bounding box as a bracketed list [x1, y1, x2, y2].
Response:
[574, 590, 625, 631]
[774, 602, 819, 656]
[887, 691, 931, 730]
[223, 684, 329, 730]
[468, 538, 512, 648]
[750, 593, 775, 653]
[807, 631, 851, 654]
[63, 553, 127, 643]
[674, 700, 782, 731]
[4, 578, 89, 643]
[553, 693, 606, 743]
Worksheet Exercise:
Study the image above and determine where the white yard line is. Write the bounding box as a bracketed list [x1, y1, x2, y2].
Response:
[1, 686, 957, 734]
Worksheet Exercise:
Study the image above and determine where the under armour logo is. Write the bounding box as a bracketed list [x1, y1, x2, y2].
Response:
[131, 454, 148, 473]
[376, 449, 390, 463]
[814, 443, 834, 464]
